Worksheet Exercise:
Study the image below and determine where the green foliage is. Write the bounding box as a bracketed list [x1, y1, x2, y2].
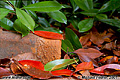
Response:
[74, 0, 93, 11]
[16, 8, 35, 32]
[0, 18, 14, 30]
[23, 1, 63, 12]
[47, 11, 67, 24]
[44, 59, 78, 71]
[0, 0, 66, 37]
[78, 18, 94, 32]
[100, 19, 120, 28]
[0, 8, 10, 19]
[62, 39, 74, 53]
[65, 28, 82, 50]
[13, 19, 29, 37]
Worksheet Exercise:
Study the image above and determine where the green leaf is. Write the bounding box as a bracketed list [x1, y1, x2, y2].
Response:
[62, 39, 74, 54]
[74, 0, 93, 11]
[96, 14, 108, 19]
[13, 19, 29, 37]
[44, 59, 78, 71]
[0, 18, 14, 30]
[69, 18, 79, 30]
[25, 9, 38, 20]
[65, 28, 82, 50]
[70, 0, 79, 12]
[100, 19, 120, 28]
[23, 1, 63, 12]
[16, 8, 35, 32]
[80, 9, 98, 16]
[99, 0, 120, 13]
[0, 8, 10, 19]
[34, 26, 63, 34]
[78, 18, 93, 32]
[37, 17, 50, 27]
[47, 11, 67, 24]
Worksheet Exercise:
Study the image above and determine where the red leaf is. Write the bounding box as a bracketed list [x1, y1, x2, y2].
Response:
[90, 64, 120, 75]
[18, 60, 44, 71]
[0, 67, 13, 78]
[75, 61, 94, 72]
[74, 48, 103, 59]
[34, 31, 63, 39]
[14, 60, 52, 79]
[51, 69, 72, 76]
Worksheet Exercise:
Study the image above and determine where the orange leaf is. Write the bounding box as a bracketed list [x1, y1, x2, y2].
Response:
[90, 64, 120, 75]
[75, 61, 94, 72]
[98, 56, 118, 63]
[74, 48, 103, 59]
[51, 69, 72, 76]
[18, 60, 44, 71]
[34, 31, 63, 39]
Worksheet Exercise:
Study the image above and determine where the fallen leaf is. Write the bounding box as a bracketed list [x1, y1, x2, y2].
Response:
[10, 62, 24, 74]
[0, 67, 13, 78]
[51, 69, 72, 76]
[0, 58, 10, 66]
[90, 28, 113, 45]
[79, 34, 90, 46]
[14, 59, 53, 79]
[18, 60, 44, 71]
[98, 56, 118, 64]
[90, 64, 120, 75]
[113, 50, 120, 56]
[74, 48, 103, 59]
[78, 54, 99, 67]
[75, 61, 94, 72]
[34, 31, 63, 39]
[103, 42, 116, 50]
[104, 68, 120, 75]
[64, 54, 70, 59]
[79, 70, 90, 76]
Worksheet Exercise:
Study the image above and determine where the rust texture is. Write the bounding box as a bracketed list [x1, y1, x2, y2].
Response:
[0, 30, 61, 64]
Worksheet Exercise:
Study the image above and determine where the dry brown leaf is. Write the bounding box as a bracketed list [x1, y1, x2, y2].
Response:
[79, 34, 91, 46]
[74, 48, 103, 59]
[113, 50, 120, 56]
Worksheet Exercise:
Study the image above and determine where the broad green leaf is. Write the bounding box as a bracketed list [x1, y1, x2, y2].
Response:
[100, 19, 120, 28]
[47, 11, 67, 24]
[23, 1, 63, 12]
[62, 39, 74, 53]
[13, 19, 29, 37]
[96, 14, 108, 19]
[65, 28, 82, 50]
[0, 8, 10, 19]
[34, 26, 63, 34]
[99, 0, 120, 13]
[78, 18, 93, 32]
[0, 1, 14, 10]
[0, 18, 13, 30]
[16, 8, 35, 32]
[37, 17, 50, 27]
[25, 9, 38, 20]
[80, 9, 98, 16]
[70, 0, 79, 12]
[44, 59, 78, 71]
[74, 0, 93, 11]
